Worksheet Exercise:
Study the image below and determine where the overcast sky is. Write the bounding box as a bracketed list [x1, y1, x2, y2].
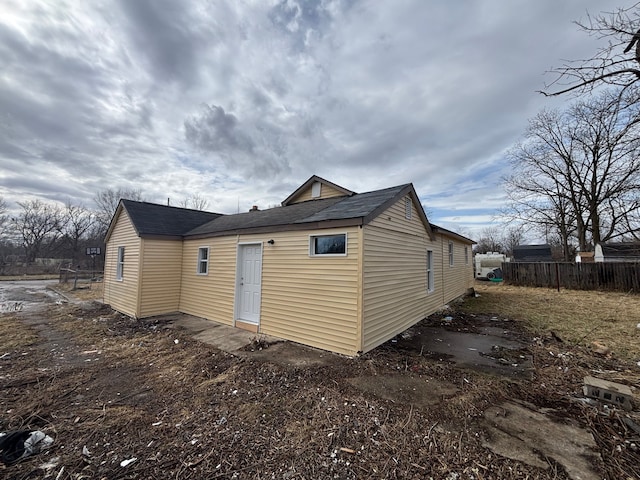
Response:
[0, 0, 623, 238]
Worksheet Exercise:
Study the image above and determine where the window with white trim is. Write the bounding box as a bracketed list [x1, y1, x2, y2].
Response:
[448, 242, 454, 267]
[310, 233, 347, 256]
[197, 247, 209, 275]
[465, 246, 469, 265]
[427, 249, 434, 292]
[116, 246, 125, 280]
[405, 197, 412, 220]
[311, 181, 321, 198]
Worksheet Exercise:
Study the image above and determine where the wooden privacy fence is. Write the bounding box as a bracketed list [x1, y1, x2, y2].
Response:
[501, 262, 640, 293]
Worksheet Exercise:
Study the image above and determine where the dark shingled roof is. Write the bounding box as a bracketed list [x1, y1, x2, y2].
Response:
[186, 184, 412, 237]
[600, 242, 640, 258]
[186, 196, 346, 236]
[121, 200, 222, 237]
[296, 185, 408, 223]
[512, 244, 553, 262]
[115, 182, 436, 240]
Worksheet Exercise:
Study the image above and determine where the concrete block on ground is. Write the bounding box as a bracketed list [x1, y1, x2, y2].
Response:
[583, 376, 633, 411]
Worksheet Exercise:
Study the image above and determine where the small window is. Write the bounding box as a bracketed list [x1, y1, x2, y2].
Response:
[197, 247, 209, 275]
[311, 181, 321, 198]
[405, 197, 412, 220]
[465, 246, 469, 265]
[448, 242, 454, 267]
[310, 233, 347, 256]
[427, 249, 434, 292]
[116, 246, 125, 280]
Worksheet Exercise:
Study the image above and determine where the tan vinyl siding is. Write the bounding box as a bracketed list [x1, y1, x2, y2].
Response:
[138, 239, 183, 317]
[362, 197, 474, 353]
[179, 237, 237, 324]
[258, 228, 360, 355]
[362, 224, 442, 353]
[367, 195, 426, 237]
[440, 236, 475, 299]
[290, 183, 348, 203]
[103, 210, 141, 317]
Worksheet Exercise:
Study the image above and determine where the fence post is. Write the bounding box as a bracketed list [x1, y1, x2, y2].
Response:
[555, 262, 560, 292]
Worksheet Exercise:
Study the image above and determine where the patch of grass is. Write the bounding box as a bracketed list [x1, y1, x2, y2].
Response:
[53, 282, 103, 301]
[0, 274, 59, 281]
[462, 282, 640, 360]
[0, 314, 39, 351]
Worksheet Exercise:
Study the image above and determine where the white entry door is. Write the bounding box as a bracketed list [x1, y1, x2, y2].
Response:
[237, 244, 262, 324]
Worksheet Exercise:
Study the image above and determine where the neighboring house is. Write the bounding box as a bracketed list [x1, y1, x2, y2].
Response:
[512, 244, 553, 262]
[575, 251, 595, 263]
[594, 242, 640, 263]
[103, 176, 475, 356]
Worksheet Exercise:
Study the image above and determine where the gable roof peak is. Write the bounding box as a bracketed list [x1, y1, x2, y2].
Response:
[281, 175, 354, 206]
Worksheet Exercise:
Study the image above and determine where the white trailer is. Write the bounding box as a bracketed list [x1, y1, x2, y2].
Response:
[475, 252, 507, 280]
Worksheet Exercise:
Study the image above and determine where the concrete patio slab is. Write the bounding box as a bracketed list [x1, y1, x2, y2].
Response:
[166, 314, 278, 353]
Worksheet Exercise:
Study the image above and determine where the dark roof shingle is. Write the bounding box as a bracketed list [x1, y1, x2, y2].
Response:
[121, 200, 222, 237]
[297, 185, 408, 223]
[186, 197, 345, 236]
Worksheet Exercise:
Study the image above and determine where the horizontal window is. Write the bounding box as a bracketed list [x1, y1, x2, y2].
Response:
[310, 233, 347, 256]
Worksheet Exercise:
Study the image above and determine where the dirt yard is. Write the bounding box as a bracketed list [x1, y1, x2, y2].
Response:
[1, 280, 639, 479]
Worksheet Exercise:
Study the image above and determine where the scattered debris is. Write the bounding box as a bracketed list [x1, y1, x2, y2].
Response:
[583, 376, 634, 411]
[120, 458, 137, 467]
[590, 341, 611, 357]
[0, 430, 54, 465]
[39, 456, 60, 470]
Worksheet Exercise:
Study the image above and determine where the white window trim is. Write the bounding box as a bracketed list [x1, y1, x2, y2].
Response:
[309, 232, 348, 257]
[448, 241, 454, 267]
[197, 246, 210, 275]
[427, 249, 434, 293]
[464, 246, 469, 265]
[116, 246, 125, 281]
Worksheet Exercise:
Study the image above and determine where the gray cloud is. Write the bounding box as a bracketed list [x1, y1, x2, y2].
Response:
[184, 105, 253, 153]
[116, 0, 210, 85]
[0, 0, 614, 236]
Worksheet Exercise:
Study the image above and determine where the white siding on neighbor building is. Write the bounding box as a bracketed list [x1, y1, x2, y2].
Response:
[103, 210, 141, 317]
[138, 239, 183, 317]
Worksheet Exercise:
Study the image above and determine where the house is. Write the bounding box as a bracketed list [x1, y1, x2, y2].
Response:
[594, 242, 640, 263]
[512, 244, 553, 262]
[575, 251, 595, 263]
[103, 176, 475, 356]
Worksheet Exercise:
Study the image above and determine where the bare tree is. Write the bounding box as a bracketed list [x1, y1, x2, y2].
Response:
[0, 196, 8, 240]
[474, 226, 504, 254]
[542, 4, 640, 96]
[503, 89, 640, 254]
[12, 200, 64, 264]
[178, 193, 210, 211]
[62, 201, 95, 264]
[93, 188, 144, 239]
[501, 225, 526, 257]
